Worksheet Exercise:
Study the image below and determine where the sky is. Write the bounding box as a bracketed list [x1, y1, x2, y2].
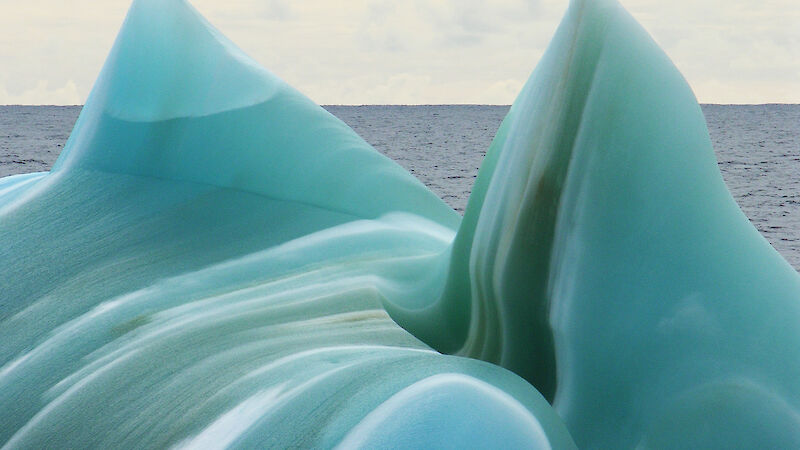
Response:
[0, 0, 797, 105]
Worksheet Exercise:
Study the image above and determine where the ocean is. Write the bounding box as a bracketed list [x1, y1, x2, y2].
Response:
[2, 104, 799, 269]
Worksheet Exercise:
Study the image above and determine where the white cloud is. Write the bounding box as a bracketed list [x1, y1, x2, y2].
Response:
[0, 80, 82, 105]
[0, 0, 797, 104]
[482, 79, 526, 105]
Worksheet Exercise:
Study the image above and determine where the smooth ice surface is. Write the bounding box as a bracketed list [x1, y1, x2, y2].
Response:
[3, 0, 800, 448]
[442, 0, 800, 447]
[52, 0, 457, 226]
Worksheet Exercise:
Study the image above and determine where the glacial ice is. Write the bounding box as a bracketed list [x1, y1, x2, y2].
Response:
[1, 0, 799, 448]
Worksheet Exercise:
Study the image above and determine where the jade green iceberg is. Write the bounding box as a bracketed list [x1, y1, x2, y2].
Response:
[1, 0, 799, 447]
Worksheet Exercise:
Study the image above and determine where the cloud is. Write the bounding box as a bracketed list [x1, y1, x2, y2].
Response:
[483, 79, 525, 105]
[0, 0, 797, 104]
[0, 81, 82, 105]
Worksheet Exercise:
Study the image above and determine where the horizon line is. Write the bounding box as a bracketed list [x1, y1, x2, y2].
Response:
[2, 103, 800, 108]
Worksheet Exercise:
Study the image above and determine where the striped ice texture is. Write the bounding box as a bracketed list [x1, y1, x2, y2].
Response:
[1, 0, 799, 448]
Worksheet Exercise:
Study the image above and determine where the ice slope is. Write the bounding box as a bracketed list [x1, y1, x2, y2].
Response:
[446, 0, 800, 447]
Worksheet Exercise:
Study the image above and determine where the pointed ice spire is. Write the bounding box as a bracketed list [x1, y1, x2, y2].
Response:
[53, 0, 458, 224]
[443, 0, 800, 446]
[78, 0, 281, 122]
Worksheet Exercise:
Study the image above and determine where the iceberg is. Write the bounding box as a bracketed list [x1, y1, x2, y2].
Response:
[1, 0, 799, 447]
[451, 1, 800, 448]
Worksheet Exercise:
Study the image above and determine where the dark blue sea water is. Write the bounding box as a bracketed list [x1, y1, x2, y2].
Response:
[2, 105, 799, 269]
